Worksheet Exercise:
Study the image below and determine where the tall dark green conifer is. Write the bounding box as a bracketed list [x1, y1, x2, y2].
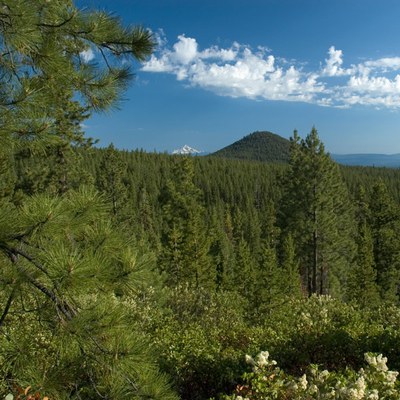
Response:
[255, 240, 281, 313]
[347, 185, 380, 306]
[369, 181, 400, 302]
[137, 186, 160, 249]
[281, 127, 355, 297]
[280, 233, 303, 299]
[97, 144, 129, 219]
[233, 237, 257, 300]
[160, 157, 214, 289]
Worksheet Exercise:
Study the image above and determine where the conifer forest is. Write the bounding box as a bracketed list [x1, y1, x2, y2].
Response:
[3, 1, 400, 399]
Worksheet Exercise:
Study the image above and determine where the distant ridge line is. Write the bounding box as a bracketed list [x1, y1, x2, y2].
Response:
[210, 130, 400, 168]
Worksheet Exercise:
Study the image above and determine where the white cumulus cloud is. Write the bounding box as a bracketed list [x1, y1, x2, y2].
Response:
[364, 57, 400, 71]
[322, 46, 352, 77]
[172, 35, 198, 64]
[142, 33, 400, 109]
[80, 48, 95, 63]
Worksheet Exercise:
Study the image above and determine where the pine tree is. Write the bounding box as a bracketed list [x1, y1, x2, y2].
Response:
[280, 233, 303, 299]
[160, 157, 214, 289]
[281, 127, 356, 297]
[347, 185, 380, 306]
[348, 221, 380, 307]
[0, 188, 177, 399]
[97, 144, 129, 219]
[0, 0, 154, 148]
[255, 240, 281, 313]
[137, 186, 160, 249]
[233, 237, 257, 300]
[47, 92, 92, 195]
[369, 181, 400, 302]
[0, 2, 179, 398]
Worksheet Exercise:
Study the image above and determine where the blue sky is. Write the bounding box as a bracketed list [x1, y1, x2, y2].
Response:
[77, 0, 400, 154]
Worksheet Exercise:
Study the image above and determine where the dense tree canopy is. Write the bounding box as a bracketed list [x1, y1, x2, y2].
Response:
[3, 2, 400, 400]
[0, 1, 180, 399]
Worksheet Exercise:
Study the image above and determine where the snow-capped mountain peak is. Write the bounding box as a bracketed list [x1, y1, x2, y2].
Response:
[172, 145, 201, 155]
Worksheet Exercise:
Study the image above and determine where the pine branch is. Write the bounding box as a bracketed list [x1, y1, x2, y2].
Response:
[0, 287, 15, 328]
[37, 12, 76, 29]
[8, 246, 49, 275]
[97, 46, 112, 70]
[6, 250, 76, 321]
[13, 211, 53, 242]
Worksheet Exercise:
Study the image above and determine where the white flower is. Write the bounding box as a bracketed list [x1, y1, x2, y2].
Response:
[355, 376, 366, 392]
[376, 354, 388, 371]
[385, 370, 398, 386]
[365, 353, 376, 367]
[366, 389, 379, 400]
[319, 369, 330, 382]
[298, 374, 308, 390]
[346, 385, 365, 400]
[328, 389, 336, 399]
[308, 384, 319, 394]
[257, 352, 268, 367]
[245, 354, 255, 366]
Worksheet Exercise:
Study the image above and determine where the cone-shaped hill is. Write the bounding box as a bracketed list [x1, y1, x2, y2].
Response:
[211, 131, 290, 163]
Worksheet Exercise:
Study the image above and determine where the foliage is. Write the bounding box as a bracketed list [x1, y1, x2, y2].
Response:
[281, 128, 356, 296]
[126, 289, 400, 400]
[144, 286, 257, 400]
[159, 157, 214, 289]
[212, 131, 290, 163]
[0, 0, 180, 398]
[4, 7, 400, 395]
[223, 350, 400, 400]
[0, 188, 177, 399]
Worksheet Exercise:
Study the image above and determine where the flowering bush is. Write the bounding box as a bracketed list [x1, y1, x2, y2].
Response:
[223, 350, 400, 399]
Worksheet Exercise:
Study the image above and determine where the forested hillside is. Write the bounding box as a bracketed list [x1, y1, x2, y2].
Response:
[3, 2, 400, 400]
[211, 131, 291, 163]
[11, 129, 400, 398]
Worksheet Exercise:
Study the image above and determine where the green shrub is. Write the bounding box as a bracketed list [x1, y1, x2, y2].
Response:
[222, 350, 400, 399]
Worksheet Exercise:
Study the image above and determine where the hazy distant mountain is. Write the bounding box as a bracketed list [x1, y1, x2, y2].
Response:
[211, 131, 291, 163]
[331, 153, 400, 168]
[172, 144, 202, 155]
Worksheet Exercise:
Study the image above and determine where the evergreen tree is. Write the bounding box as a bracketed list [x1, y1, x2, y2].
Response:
[0, 0, 154, 147]
[0, 2, 179, 398]
[160, 157, 214, 289]
[260, 200, 281, 245]
[97, 144, 129, 219]
[280, 233, 303, 299]
[0, 188, 177, 399]
[224, 204, 235, 244]
[137, 186, 160, 249]
[369, 181, 400, 302]
[256, 240, 281, 313]
[281, 127, 355, 297]
[348, 221, 380, 307]
[233, 237, 257, 300]
[347, 185, 380, 306]
[0, 145, 16, 201]
[47, 92, 92, 195]
[203, 206, 235, 290]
